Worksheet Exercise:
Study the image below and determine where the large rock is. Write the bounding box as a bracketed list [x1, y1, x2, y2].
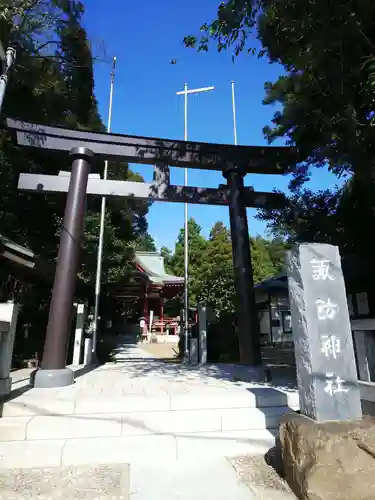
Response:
[280, 413, 375, 500]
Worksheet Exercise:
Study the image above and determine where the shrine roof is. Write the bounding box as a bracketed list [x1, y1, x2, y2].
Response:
[135, 251, 183, 286]
[255, 273, 288, 292]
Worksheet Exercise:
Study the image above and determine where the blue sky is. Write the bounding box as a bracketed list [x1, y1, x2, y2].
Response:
[83, 0, 340, 251]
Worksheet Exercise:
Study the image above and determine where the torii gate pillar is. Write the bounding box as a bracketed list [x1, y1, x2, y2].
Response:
[31, 147, 93, 388]
[224, 164, 262, 366]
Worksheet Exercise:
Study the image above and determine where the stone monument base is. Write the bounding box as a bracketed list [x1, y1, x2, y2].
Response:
[280, 413, 375, 500]
[30, 368, 74, 388]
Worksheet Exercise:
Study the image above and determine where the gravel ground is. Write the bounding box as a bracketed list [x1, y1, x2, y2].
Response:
[229, 448, 297, 500]
[0, 464, 130, 499]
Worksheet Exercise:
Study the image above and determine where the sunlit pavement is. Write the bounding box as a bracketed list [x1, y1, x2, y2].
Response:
[0, 336, 300, 498]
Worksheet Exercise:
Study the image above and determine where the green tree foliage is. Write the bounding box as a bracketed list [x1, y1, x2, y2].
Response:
[168, 218, 208, 305]
[198, 222, 235, 315]
[58, 9, 104, 131]
[1, 1, 89, 261]
[199, 260, 236, 315]
[185, 1, 375, 178]
[185, 0, 375, 263]
[258, 188, 340, 243]
[206, 221, 233, 271]
[250, 235, 276, 282]
[258, 178, 375, 265]
[1, 1, 153, 282]
[1, 1, 86, 122]
[79, 211, 134, 287]
[77, 160, 154, 292]
[160, 246, 173, 270]
[0, 1, 154, 358]
[166, 218, 288, 316]
[135, 233, 157, 252]
[267, 237, 291, 273]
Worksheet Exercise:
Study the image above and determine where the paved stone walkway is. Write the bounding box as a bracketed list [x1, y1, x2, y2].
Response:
[7, 337, 298, 407]
[5, 340, 374, 499]
[2, 337, 300, 498]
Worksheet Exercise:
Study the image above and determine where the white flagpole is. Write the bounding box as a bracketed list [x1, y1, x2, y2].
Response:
[176, 83, 215, 362]
[92, 56, 117, 356]
[231, 81, 238, 145]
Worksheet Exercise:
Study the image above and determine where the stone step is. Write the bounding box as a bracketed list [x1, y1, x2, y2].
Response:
[2, 387, 299, 417]
[0, 463, 130, 499]
[0, 406, 294, 442]
[0, 430, 277, 469]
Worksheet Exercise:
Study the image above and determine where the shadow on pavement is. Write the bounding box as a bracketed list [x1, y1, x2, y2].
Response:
[0, 363, 101, 416]
[108, 335, 298, 392]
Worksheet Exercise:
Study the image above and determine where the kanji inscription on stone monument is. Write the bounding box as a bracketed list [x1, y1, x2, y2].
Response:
[286, 243, 362, 422]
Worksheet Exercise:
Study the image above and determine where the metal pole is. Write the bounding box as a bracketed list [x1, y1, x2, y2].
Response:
[183, 82, 189, 362]
[92, 56, 117, 355]
[0, 47, 16, 117]
[231, 81, 238, 146]
[176, 83, 215, 363]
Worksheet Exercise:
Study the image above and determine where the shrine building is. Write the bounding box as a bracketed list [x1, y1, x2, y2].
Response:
[115, 251, 184, 335]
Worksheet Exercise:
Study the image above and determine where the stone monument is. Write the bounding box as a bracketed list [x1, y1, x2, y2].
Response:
[0, 302, 19, 397]
[286, 242, 362, 421]
[280, 243, 374, 500]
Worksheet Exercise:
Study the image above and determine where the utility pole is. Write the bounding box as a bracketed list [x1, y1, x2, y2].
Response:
[176, 83, 215, 362]
[92, 56, 117, 357]
[231, 81, 238, 145]
[0, 43, 16, 117]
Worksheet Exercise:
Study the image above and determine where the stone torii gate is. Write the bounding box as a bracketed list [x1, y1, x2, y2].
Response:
[6, 118, 295, 388]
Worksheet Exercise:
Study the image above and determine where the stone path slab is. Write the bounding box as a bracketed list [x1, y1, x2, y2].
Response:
[131, 459, 256, 500]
